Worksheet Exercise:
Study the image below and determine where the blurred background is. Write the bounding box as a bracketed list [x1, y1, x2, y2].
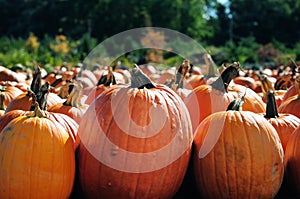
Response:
[1, 0, 300, 71]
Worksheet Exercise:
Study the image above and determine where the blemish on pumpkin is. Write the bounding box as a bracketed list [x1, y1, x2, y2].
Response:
[1, 136, 5, 144]
[111, 146, 119, 156]
[1, 126, 13, 135]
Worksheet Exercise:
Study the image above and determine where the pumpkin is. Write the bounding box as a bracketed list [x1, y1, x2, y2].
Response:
[0, 103, 75, 199]
[0, 92, 79, 150]
[77, 65, 193, 199]
[0, 65, 27, 83]
[282, 84, 296, 102]
[5, 68, 64, 113]
[184, 62, 266, 132]
[278, 76, 300, 118]
[48, 81, 89, 124]
[193, 98, 284, 198]
[84, 66, 122, 105]
[259, 74, 286, 107]
[261, 81, 300, 151]
[0, 84, 23, 106]
[284, 126, 300, 195]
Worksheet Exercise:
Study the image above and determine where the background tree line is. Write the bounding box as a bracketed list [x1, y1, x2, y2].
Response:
[1, 0, 300, 67]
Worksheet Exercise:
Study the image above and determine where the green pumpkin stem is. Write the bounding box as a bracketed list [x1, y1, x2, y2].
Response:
[130, 64, 156, 89]
[211, 62, 240, 92]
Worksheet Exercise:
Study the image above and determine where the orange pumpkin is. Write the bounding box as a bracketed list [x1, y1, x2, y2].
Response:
[0, 65, 26, 83]
[282, 84, 296, 102]
[84, 66, 123, 105]
[278, 76, 300, 118]
[77, 66, 193, 199]
[284, 126, 300, 195]
[5, 68, 64, 113]
[193, 104, 284, 198]
[48, 81, 89, 124]
[0, 84, 23, 106]
[0, 104, 75, 199]
[262, 90, 300, 151]
[184, 62, 266, 131]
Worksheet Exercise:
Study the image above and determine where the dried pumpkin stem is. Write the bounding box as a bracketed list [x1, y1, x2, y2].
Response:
[29, 102, 46, 118]
[265, 92, 279, 118]
[97, 66, 117, 86]
[211, 62, 240, 92]
[64, 82, 83, 108]
[31, 66, 42, 95]
[0, 94, 6, 111]
[130, 64, 156, 89]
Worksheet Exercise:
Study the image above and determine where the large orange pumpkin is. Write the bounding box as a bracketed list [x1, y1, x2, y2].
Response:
[0, 104, 75, 199]
[193, 105, 284, 198]
[77, 66, 193, 199]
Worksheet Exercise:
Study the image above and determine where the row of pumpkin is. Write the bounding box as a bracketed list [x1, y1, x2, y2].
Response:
[0, 60, 299, 198]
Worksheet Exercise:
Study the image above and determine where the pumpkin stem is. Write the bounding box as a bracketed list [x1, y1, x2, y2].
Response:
[130, 64, 156, 89]
[30, 66, 42, 95]
[97, 66, 117, 86]
[63, 81, 83, 108]
[0, 93, 6, 111]
[265, 92, 279, 118]
[174, 59, 191, 89]
[35, 82, 50, 111]
[226, 87, 247, 111]
[29, 102, 46, 118]
[211, 62, 240, 92]
[260, 74, 276, 98]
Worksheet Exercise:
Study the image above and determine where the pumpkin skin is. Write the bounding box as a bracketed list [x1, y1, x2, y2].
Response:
[5, 91, 64, 113]
[77, 74, 193, 198]
[284, 126, 300, 196]
[0, 113, 75, 199]
[0, 84, 23, 106]
[0, 109, 79, 149]
[193, 110, 284, 199]
[282, 84, 296, 102]
[278, 79, 300, 118]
